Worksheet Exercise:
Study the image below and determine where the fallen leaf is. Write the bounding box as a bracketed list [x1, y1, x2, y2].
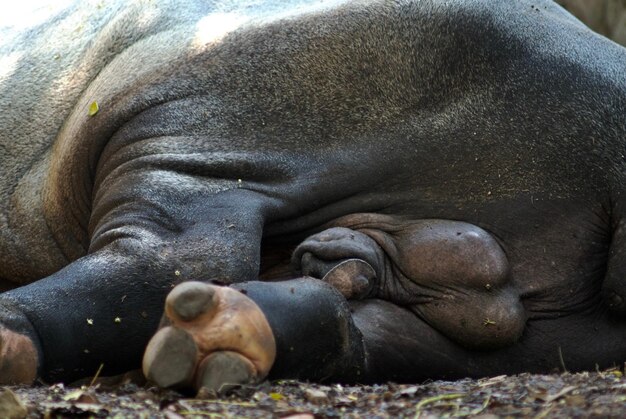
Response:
[48, 383, 64, 392]
[609, 370, 623, 378]
[334, 396, 354, 407]
[0, 389, 27, 419]
[88, 101, 99, 116]
[398, 386, 419, 396]
[304, 389, 328, 404]
[62, 389, 84, 401]
[270, 392, 284, 400]
[63, 389, 99, 404]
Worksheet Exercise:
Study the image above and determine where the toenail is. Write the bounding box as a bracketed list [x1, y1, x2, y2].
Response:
[167, 282, 216, 321]
[142, 327, 198, 388]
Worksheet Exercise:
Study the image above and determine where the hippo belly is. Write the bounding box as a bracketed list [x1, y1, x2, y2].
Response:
[0, 0, 625, 391]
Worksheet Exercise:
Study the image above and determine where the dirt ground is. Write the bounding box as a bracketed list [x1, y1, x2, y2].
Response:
[1, 368, 625, 418]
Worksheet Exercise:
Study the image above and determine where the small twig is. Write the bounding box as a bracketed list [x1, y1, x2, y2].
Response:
[182, 399, 258, 408]
[478, 375, 506, 388]
[595, 363, 603, 377]
[545, 386, 576, 403]
[558, 346, 569, 373]
[414, 393, 465, 419]
[88, 363, 104, 388]
[179, 412, 224, 418]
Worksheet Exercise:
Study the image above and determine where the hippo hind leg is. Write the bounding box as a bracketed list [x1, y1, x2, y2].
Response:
[0, 137, 291, 387]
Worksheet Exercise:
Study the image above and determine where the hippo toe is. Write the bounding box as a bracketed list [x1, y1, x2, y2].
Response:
[143, 282, 276, 394]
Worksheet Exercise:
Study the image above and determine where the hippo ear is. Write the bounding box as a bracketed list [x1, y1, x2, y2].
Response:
[321, 259, 376, 300]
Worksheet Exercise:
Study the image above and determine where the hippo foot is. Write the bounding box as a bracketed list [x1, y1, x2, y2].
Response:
[0, 327, 38, 384]
[142, 282, 276, 394]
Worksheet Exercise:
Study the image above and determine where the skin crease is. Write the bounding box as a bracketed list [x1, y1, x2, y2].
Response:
[0, 0, 624, 388]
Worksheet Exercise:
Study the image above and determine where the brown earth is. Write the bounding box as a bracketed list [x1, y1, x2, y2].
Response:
[2, 368, 626, 418]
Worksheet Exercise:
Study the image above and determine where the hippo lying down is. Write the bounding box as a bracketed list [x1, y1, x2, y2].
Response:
[0, 0, 625, 393]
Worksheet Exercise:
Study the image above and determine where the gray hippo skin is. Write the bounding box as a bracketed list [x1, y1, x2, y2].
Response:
[0, 0, 625, 391]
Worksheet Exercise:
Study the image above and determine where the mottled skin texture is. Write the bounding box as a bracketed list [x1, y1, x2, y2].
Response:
[0, 0, 626, 387]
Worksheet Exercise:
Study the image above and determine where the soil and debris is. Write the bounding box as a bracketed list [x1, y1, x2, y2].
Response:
[3, 369, 626, 418]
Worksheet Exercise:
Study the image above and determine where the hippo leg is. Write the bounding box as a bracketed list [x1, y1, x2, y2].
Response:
[143, 275, 626, 387]
[143, 278, 366, 393]
[227, 280, 626, 384]
[0, 155, 284, 384]
[351, 294, 626, 382]
[142, 215, 532, 391]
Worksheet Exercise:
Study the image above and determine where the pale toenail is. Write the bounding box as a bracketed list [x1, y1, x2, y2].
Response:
[166, 282, 216, 321]
[142, 327, 198, 388]
[195, 351, 255, 394]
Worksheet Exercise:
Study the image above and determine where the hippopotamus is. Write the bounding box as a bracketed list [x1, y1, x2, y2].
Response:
[1, 0, 625, 393]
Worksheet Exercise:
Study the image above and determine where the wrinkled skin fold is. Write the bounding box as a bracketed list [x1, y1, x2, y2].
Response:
[0, 0, 625, 390]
